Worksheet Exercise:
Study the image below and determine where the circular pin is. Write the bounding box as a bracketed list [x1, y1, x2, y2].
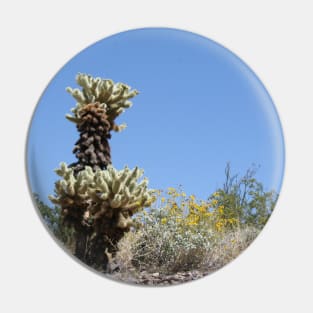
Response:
[27, 28, 285, 286]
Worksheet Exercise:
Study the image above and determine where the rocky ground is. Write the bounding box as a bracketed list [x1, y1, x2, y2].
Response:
[109, 268, 218, 286]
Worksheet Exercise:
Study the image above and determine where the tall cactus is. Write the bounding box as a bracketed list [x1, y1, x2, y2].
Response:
[66, 73, 139, 173]
[49, 73, 153, 271]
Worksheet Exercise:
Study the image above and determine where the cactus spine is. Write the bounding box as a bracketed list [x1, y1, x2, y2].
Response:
[49, 73, 153, 271]
[66, 73, 139, 173]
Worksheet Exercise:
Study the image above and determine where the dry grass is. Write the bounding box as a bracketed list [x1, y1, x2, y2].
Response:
[112, 226, 260, 279]
[205, 226, 260, 269]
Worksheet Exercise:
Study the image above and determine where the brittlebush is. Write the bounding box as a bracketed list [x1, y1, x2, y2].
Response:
[142, 187, 239, 233]
[119, 187, 245, 274]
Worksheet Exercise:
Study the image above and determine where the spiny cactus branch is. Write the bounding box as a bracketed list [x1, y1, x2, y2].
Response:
[66, 73, 139, 132]
[49, 163, 155, 230]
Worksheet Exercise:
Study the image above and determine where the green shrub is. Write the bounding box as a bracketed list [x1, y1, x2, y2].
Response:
[210, 163, 278, 228]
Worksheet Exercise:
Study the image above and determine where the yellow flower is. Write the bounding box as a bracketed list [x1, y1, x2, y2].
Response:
[215, 221, 224, 232]
[161, 218, 167, 224]
[161, 197, 165, 203]
[186, 213, 200, 226]
[198, 206, 207, 213]
[167, 187, 176, 195]
[176, 217, 182, 223]
[211, 199, 218, 206]
[187, 221, 197, 226]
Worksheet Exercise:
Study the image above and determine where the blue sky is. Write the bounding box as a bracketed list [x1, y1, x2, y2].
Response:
[27, 28, 285, 204]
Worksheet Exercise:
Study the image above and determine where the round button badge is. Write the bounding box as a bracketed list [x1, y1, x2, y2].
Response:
[27, 28, 285, 286]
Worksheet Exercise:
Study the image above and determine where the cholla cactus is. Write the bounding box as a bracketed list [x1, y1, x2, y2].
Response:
[49, 163, 154, 231]
[66, 73, 139, 132]
[66, 73, 139, 173]
[49, 73, 149, 272]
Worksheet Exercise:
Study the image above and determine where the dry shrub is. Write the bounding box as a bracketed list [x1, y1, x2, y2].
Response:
[114, 222, 259, 276]
[112, 188, 261, 277]
[126, 226, 211, 274]
[206, 227, 260, 269]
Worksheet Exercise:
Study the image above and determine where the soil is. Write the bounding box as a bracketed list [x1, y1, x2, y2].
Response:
[109, 268, 218, 286]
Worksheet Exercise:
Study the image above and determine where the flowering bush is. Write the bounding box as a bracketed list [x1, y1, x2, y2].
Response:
[148, 187, 240, 233]
[114, 187, 253, 275]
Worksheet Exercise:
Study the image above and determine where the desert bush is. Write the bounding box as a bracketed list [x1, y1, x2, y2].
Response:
[115, 188, 240, 274]
[206, 226, 260, 269]
[210, 163, 278, 228]
[115, 222, 259, 277]
[116, 220, 212, 275]
[114, 187, 262, 276]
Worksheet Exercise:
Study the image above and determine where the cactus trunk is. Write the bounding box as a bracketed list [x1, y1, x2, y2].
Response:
[70, 102, 112, 174]
[70, 207, 132, 271]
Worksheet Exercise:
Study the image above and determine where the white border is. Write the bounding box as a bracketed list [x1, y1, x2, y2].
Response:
[1, 1, 312, 312]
